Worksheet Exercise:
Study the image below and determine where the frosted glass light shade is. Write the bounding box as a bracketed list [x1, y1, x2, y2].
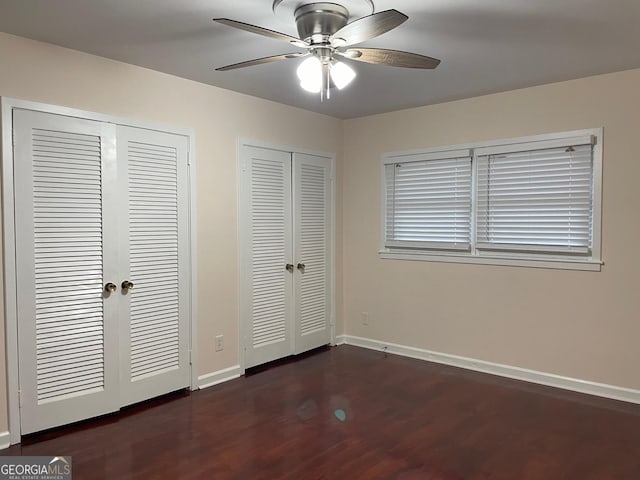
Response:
[330, 61, 356, 90]
[297, 57, 322, 93]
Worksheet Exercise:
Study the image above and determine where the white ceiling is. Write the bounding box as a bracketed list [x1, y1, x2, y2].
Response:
[1, 0, 639, 119]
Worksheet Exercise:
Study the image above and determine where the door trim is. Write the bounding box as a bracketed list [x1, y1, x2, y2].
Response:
[1, 97, 198, 444]
[236, 138, 336, 374]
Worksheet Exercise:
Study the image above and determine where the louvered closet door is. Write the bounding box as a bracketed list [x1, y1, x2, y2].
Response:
[117, 126, 190, 406]
[14, 109, 120, 434]
[292, 153, 332, 354]
[240, 146, 293, 368]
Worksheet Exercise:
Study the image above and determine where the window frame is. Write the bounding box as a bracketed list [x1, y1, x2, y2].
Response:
[380, 128, 603, 271]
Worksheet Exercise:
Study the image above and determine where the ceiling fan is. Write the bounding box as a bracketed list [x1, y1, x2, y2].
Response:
[213, 1, 440, 100]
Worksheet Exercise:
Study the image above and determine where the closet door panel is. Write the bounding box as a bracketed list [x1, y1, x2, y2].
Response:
[14, 109, 120, 434]
[292, 153, 332, 354]
[117, 126, 190, 406]
[240, 146, 293, 368]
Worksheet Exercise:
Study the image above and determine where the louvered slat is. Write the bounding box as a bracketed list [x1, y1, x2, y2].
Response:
[251, 158, 288, 347]
[298, 163, 328, 336]
[128, 141, 181, 380]
[32, 128, 105, 404]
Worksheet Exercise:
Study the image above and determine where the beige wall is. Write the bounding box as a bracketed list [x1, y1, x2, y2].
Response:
[342, 68, 640, 390]
[0, 33, 344, 433]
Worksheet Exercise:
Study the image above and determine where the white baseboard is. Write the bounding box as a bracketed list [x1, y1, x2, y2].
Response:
[341, 335, 640, 405]
[198, 365, 242, 390]
[0, 431, 10, 450]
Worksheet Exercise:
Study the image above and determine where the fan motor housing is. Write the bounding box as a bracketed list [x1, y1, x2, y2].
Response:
[294, 3, 349, 42]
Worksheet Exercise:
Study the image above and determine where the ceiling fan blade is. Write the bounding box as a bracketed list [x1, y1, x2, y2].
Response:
[214, 18, 306, 46]
[341, 48, 441, 69]
[330, 10, 408, 47]
[216, 52, 306, 71]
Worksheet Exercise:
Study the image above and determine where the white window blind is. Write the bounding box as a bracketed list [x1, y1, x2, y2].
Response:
[385, 154, 472, 250]
[476, 143, 593, 254]
[381, 129, 602, 270]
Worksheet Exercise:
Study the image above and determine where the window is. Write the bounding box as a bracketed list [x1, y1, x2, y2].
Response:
[381, 130, 602, 270]
[385, 150, 472, 251]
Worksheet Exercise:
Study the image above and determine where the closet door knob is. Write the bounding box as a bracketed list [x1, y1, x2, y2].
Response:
[285, 264, 294, 273]
[104, 283, 117, 293]
[297, 263, 306, 271]
[121, 280, 134, 290]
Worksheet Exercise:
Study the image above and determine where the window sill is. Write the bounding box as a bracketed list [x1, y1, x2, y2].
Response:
[379, 250, 603, 271]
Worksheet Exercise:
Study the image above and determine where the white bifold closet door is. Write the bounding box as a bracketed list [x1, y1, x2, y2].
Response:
[116, 126, 190, 406]
[240, 145, 332, 369]
[14, 110, 120, 435]
[240, 147, 293, 368]
[13, 110, 190, 435]
[292, 153, 332, 354]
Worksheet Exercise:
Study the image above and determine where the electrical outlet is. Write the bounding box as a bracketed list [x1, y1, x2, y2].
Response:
[361, 312, 369, 326]
[215, 335, 224, 352]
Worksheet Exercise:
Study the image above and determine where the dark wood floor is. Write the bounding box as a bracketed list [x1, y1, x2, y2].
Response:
[3, 345, 640, 479]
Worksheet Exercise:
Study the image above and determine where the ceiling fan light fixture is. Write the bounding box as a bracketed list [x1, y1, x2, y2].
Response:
[330, 60, 356, 90]
[297, 56, 322, 93]
[300, 78, 322, 93]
